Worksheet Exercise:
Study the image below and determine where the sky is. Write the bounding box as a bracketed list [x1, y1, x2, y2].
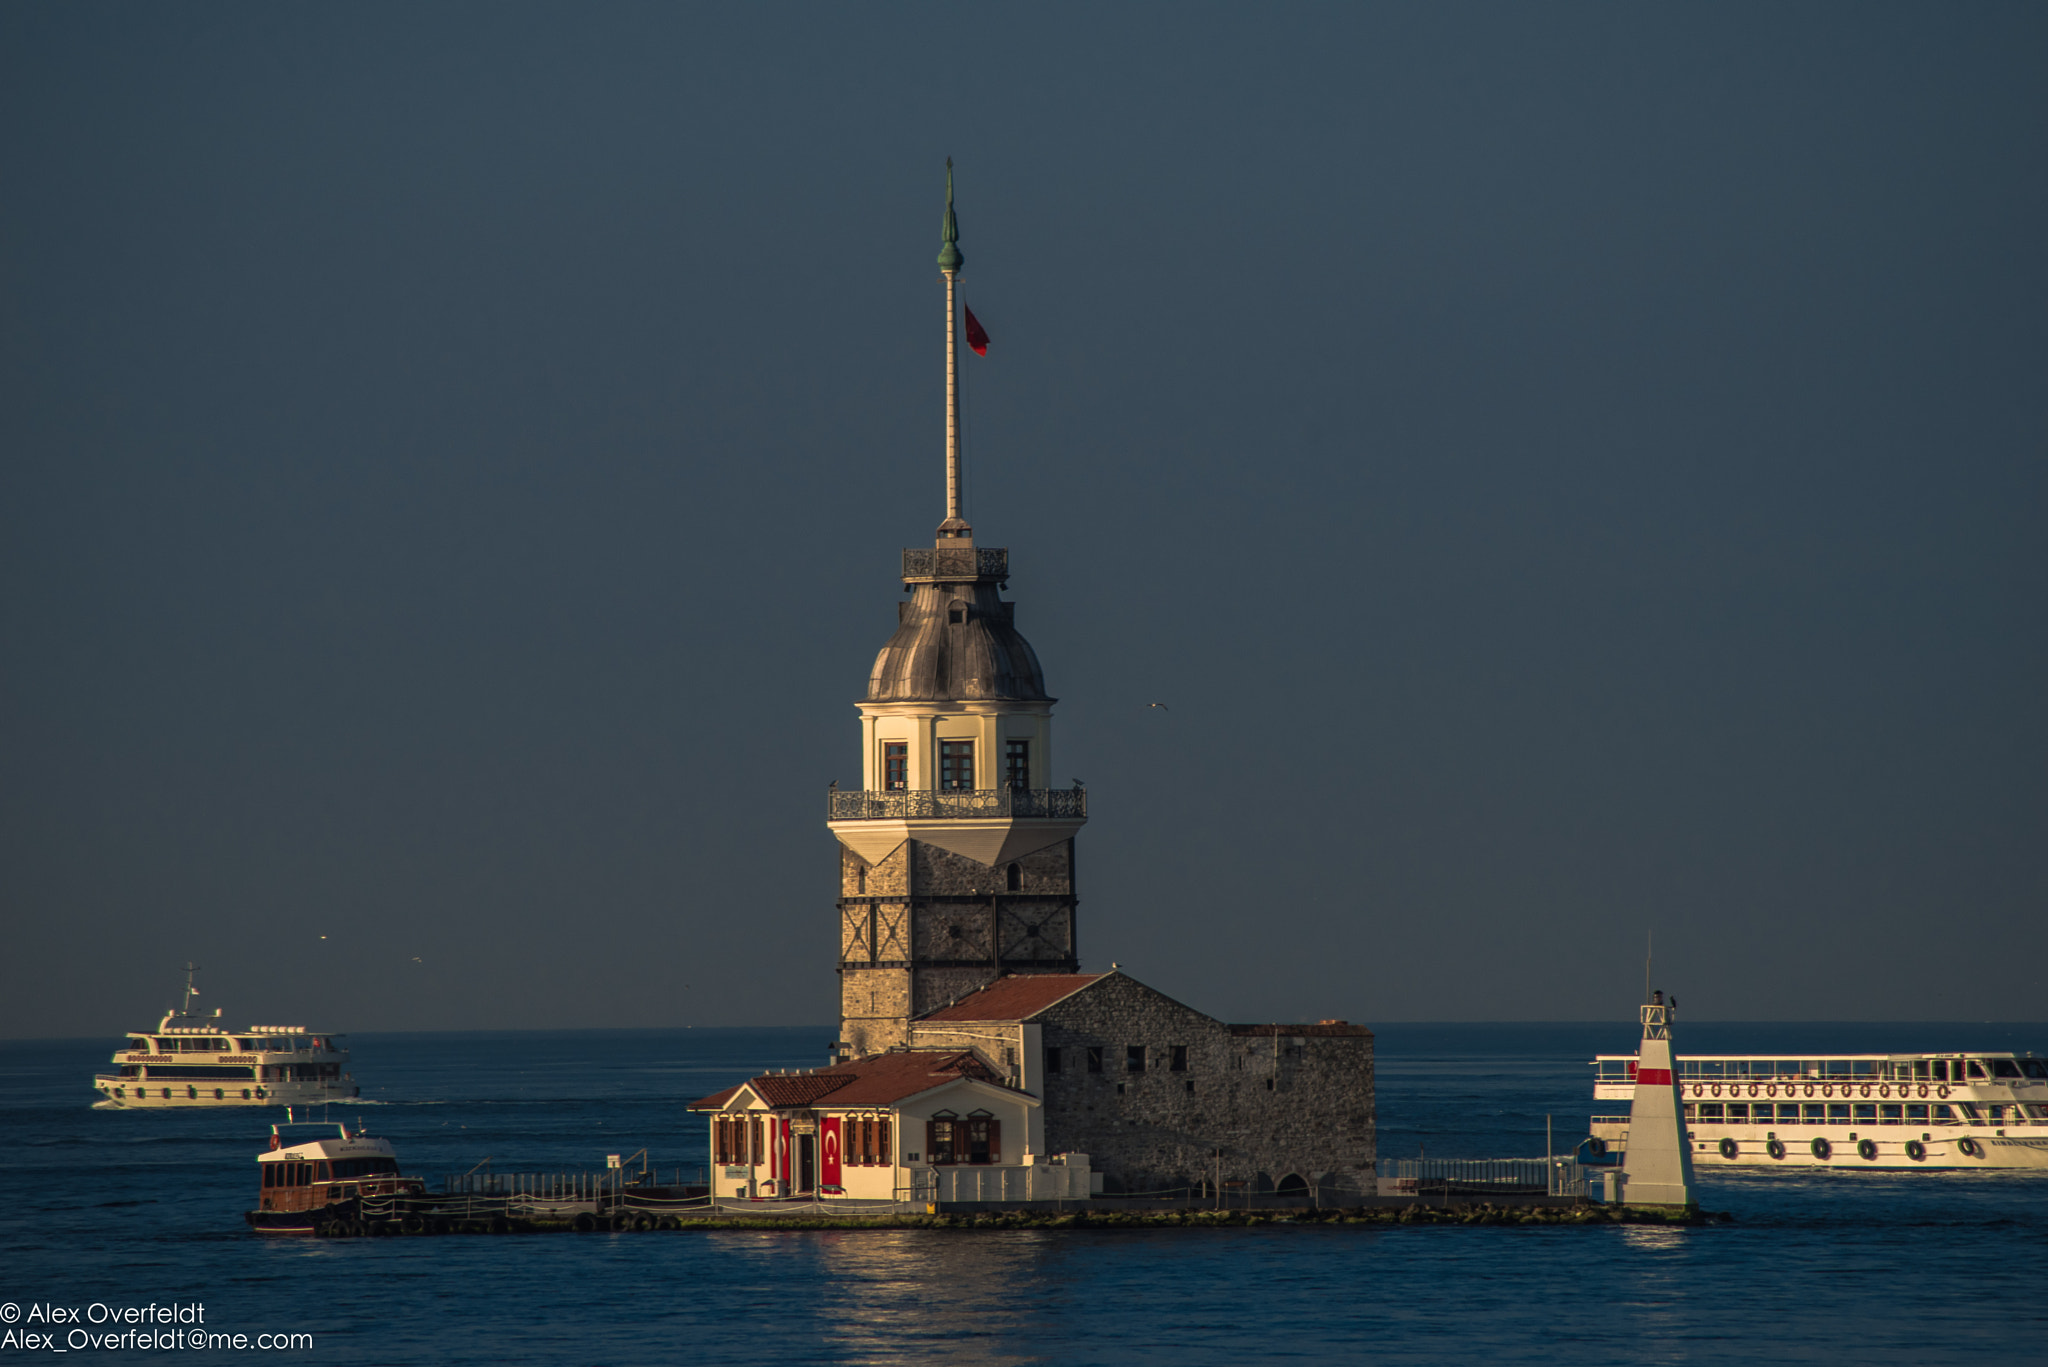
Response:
[2, 3, 2043, 1038]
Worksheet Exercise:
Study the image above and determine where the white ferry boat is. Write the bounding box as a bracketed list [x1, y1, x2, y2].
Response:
[1590, 1049, 2048, 1169]
[91, 968, 359, 1110]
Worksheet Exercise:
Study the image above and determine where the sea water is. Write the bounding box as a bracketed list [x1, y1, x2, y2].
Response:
[3, 1023, 2044, 1365]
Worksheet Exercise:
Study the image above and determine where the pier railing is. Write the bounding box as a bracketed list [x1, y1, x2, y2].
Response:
[827, 786, 1087, 821]
[1382, 1158, 1586, 1200]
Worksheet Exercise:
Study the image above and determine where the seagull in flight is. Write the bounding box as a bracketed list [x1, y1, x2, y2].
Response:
[1146, 702, 1170, 711]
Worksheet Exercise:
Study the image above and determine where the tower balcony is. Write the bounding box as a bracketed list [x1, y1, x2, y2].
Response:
[827, 785, 1085, 822]
[901, 546, 1008, 583]
[827, 785, 1086, 868]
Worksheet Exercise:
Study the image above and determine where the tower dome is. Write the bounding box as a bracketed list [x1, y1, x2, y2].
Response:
[866, 561, 1049, 703]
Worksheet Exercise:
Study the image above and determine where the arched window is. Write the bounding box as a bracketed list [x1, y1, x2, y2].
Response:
[1276, 1173, 1309, 1198]
[1006, 863, 1021, 892]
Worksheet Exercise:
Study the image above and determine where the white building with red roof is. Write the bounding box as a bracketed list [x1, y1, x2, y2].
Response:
[686, 1049, 1091, 1204]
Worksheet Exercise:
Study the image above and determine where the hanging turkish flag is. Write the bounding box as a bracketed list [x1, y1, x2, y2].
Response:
[964, 306, 990, 357]
[821, 1116, 843, 1189]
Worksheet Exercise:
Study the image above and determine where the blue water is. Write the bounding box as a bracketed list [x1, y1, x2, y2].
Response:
[4, 1023, 2045, 1364]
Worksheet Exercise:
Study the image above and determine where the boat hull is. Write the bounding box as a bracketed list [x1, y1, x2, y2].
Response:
[93, 1082, 358, 1110]
[1593, 1121, 2048, 1171]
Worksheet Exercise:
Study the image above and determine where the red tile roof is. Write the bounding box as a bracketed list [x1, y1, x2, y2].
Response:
[812, 1050, 1003, 1107]
[686, 1050, 1011, 1112]
[920, 973, 1106, 1022]
[688, 1083, 744, 1110]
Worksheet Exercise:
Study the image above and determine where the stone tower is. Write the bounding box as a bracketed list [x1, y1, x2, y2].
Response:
[827, 164, 1088, 1059]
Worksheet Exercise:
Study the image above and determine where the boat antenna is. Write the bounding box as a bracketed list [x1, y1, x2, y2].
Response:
[1643, 931, 1652, 1004]
[181, 962, 201, 1017]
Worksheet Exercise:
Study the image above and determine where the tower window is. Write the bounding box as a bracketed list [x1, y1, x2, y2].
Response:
[1045, 1047, 1062, 1074]
[1006, 862, 1021, 892]
[1127, 1045, 1146, 1074]
[883, 742, 908, 790]
[940, 740, 975, 791]
[1005, 739, 1030, 789]
[1171, 1045, 1189, 1072]
[948, 601, 966, 624]
[1086, 1046, 1103, 1074]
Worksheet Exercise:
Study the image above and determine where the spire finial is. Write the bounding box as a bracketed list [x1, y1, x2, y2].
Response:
[938, 157, 963, 273]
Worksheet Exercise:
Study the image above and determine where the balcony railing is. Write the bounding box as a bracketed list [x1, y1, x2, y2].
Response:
[827, 786, 1087, 821]
[901, 547, 1008, 582]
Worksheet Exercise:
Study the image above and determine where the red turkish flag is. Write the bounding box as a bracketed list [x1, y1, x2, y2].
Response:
[964, 306, 990, 356]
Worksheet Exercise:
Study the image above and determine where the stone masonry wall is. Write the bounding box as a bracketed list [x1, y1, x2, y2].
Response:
[1032, 976, 1375, 1197]
[839, 838, 1079, 1058]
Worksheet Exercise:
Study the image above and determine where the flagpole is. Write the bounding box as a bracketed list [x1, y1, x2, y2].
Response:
[938, 159, 966, 537]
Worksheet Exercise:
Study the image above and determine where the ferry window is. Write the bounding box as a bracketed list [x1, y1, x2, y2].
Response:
[1699, 1104, 1724, 1122]
[1957, 1103, 1982, 1123]
[1965, 1061, 1987, 1081]
[1878, 1105, 1902, 1124]
[1044, 1047, 1061, 1074]
[2025, 1105, 2048, 1121]
[1933, 1105, 1956, 1122]
[262, 1166, 273, 1188]
[2022, 1061, 2048, 1079]
[1852, 1104, 1876, 1124]
[1727, 1103, 1749, 1123]
[1802, 1104, 1826, 1124]
[1086, 1047, 1103, 1073]
[884, 742, 908, 791]
[1931, 1060, 1948, 1082]
[1682, 1104, 1695, 1123]
[939, 741, 975, 791]
[1906, 1104, 1930, 1123]
[1990, 1060, 2022, 1079]
[127, 1038, 148, 1051]
[1827, 1105, 1850, 1125]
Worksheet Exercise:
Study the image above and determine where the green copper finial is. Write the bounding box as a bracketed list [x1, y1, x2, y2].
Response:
[937, 157, 963, 273]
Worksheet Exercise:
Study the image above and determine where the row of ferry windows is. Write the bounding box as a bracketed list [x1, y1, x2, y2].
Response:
[1616, 1058, 2048, 1081]
[1686, 1101, 2048, 1126]
[262, 1157, 398, 1187]
[881, 740, 1031, 791]
[127, 1036, 322, 1053]
[112, 1086, 263, 1099]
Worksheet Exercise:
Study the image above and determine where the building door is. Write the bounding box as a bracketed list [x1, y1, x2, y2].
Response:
[798, 1134, 817, 1194]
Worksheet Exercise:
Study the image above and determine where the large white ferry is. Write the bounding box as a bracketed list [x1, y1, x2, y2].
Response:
[1590, 1049, 2048, 1169]
[92, 968, 359, 1110]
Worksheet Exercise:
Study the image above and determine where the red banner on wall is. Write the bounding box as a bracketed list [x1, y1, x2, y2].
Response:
[821, 1117, 842, 1189]
[776, 1119, 792, 1186]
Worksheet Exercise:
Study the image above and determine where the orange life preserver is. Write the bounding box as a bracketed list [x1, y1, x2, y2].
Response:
[269, 1134, 281, 1151]
[1879, 1084, 1890, 1098]
[1919, 1083, 1929, 1098]
[1804, 1083, 1815, 1097]
[1749, 1084, 1759, 1097]
[1938, 1085, 1950, 1099]
[1861, 1084, 1872, 1098]
[1712, 1083, 1723, 1097]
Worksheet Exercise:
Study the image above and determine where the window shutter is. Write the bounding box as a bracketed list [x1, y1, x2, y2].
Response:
[986, 1118, 1001, 1163]
[878, 1117, 892, 1165]
[714, 1117, 726, 1166]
